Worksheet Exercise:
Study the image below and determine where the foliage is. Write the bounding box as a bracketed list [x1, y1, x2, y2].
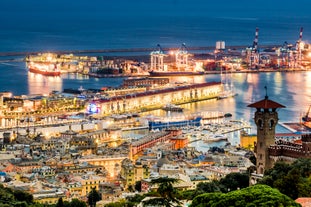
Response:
[194, 172, 249, 196]
[104, 199, 128, 207]
[196, 181, 223, 193]
[68, 198, 87, 207]
[126, 194, 145, 205]
[13, 190, 33, 204]
[134, 181, 142, 192]
[142, 177, 181, 207]
[219, 172, 249, 192]
[55, 197, 64, 207]
[259, 158, 311, 199]
[87, 188, 102, 207]
[190, 184, 301, 207]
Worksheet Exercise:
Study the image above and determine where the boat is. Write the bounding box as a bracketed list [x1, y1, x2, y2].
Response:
[302, 105, 311, 122]
[148, 116, 202, 130]
[203, 134, 228, 143]
[27, 62, 61, 76]
[149, 70, 204, 76]
[162, 103, 184, 112]
[224, 113, 233, 118]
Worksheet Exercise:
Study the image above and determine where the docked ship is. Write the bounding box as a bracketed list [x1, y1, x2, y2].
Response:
[27, 62, 61, 76]
[148, 115, 202, 130]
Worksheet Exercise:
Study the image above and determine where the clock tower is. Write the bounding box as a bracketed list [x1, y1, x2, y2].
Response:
[248, 89, 285, 174]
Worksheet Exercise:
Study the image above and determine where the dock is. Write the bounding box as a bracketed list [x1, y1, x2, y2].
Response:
[0, 45, 280, 57]
[279, 122, 311, 133]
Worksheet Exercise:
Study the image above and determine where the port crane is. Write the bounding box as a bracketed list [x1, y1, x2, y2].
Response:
[176, 43, 191, 71]
[150, 44, 167, 71]
[277, 27, 304, 68]
[295, 27, 304, 68]
[245, 28, 260, 69]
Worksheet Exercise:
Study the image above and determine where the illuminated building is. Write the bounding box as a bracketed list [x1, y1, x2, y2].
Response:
[90, 82, 221, 116]
[120, 158, 150, 189]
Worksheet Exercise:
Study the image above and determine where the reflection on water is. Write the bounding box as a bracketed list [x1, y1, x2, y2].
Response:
[28, 72, 62, 95]
[24, 70, 311, 137]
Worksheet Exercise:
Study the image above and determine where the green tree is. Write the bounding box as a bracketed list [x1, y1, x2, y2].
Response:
[259, 158, 311, 199]
[13, 190, 33, 204]
[104, 199, 127, 207]
[87, 188, 101, 207]
[69, 198, 86, 207]
[219, 172, 249, 192]
[56, 197, 64, 207]
[196, 181, 222, 193]
[134, 181, 142, 192]
[190, 184, 301, 207]
[142, 177, 181, 207]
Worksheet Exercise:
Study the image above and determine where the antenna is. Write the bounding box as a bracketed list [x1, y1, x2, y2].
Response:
[264, 86, 268, 99]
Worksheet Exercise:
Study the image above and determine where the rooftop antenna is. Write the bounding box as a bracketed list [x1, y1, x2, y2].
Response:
[264, 86, 268, 99]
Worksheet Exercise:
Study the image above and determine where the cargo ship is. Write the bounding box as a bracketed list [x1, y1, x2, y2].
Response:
[149, 70, 204, 76]
[148, 116, 202, 130]
[27, 62, 61, 76]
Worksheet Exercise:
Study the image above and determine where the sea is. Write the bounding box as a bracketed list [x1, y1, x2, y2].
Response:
[1, 0, 311, 151]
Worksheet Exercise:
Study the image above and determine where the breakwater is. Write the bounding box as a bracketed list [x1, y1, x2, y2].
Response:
[0, 45, 280, 57]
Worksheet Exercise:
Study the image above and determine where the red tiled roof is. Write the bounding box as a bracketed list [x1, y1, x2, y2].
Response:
[296, 197, 311, 207]
[247, 98, 285, 109]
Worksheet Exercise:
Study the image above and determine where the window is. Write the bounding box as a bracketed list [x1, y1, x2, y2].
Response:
[258, 119, 263, 129]
[269, 119, 275, 129]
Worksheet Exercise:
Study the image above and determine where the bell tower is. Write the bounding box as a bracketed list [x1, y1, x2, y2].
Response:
[248, 87, 285, 174]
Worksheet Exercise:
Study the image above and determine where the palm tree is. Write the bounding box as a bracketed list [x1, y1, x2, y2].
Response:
[143, 177, 181, 207]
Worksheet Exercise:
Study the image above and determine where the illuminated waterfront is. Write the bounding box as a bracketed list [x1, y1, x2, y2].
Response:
[1, 61, 310, 130]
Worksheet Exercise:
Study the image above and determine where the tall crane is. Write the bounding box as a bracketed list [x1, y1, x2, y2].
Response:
[176, 43, 191, 71]
[246, 28, 260, 69]
[150, 44, 167, 71]
[296, 27, 304, 68]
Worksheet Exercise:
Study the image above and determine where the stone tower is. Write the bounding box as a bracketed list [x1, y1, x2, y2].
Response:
[248, 91, 285, 174]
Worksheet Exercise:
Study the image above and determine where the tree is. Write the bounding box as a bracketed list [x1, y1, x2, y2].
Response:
[13, 189, 33, 204]
[134, 180, 142, 192]
[190, 184, 301, 207]
[56, 197, 64, 207]
[142, 177, 181, 207]
[69, 198, 86, 207]
[219, 172, 249, 192]
[87, 188, 101, 207]
[259, 158, 311, 199]
[196, 181, 222, 193]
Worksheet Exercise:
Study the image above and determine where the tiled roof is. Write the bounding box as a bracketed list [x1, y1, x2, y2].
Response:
[248, 97, 285, 109]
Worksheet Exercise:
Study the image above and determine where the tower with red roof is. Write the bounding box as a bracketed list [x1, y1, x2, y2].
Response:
[248, 87, 285, 174]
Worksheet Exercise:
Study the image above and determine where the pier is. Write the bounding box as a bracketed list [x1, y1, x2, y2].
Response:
[0, 45, 280, 57]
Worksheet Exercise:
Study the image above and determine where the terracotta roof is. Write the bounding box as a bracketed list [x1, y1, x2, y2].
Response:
[247, 97, 285, 109]
[296, 197, 311, 207]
